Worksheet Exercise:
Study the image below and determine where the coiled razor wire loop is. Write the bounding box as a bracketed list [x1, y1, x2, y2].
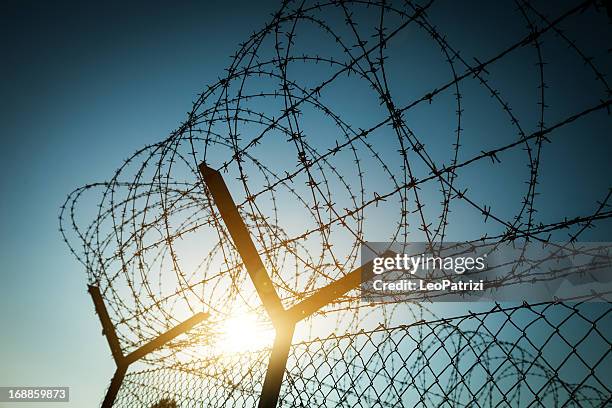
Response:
[60, 0, 611, 406]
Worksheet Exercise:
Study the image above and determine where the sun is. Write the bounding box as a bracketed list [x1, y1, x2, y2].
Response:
[216, 312, 275, 354]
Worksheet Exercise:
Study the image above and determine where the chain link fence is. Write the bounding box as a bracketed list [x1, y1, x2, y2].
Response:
[60, 0, 611, 406]
[110, 296, 610, 407]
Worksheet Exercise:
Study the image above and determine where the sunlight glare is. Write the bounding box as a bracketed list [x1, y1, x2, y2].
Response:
[217, 312, 275, 353]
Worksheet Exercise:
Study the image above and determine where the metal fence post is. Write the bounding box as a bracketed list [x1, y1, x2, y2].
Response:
[258, 322, 296, 408]
[200, 163, 396, 407]
[88, 285, 208, 407]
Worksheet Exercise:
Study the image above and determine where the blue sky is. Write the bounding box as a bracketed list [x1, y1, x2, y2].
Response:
[0, 1, 610, 407]
[0, 2, 279, 406]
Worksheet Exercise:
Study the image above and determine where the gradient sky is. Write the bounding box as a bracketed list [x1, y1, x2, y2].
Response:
[0, 2, 279, 406]
[0, 1, 610, 407]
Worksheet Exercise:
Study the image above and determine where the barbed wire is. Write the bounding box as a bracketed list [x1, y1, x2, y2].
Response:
[59, 0, 611, 406]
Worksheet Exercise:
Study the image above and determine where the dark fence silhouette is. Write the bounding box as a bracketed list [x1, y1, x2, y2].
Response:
[60, 0, 611, 406]
[108, 297, 611, 407]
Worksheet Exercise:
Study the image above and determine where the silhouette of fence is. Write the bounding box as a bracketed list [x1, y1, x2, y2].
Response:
[109, 296, 610, 407]
[60, 0, 611, 406]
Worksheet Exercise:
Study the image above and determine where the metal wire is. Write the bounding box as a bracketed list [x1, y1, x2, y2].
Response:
[59, 0, 611, 406]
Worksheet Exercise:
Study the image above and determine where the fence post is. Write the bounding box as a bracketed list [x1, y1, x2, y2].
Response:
[258, 323, 295, 408]
[101, 365, 127, 408]
[88, 285, 208, 407]
[199, 163, 396, 408]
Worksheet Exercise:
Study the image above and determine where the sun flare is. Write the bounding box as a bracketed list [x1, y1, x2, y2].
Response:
[216, 312, 275, 354]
